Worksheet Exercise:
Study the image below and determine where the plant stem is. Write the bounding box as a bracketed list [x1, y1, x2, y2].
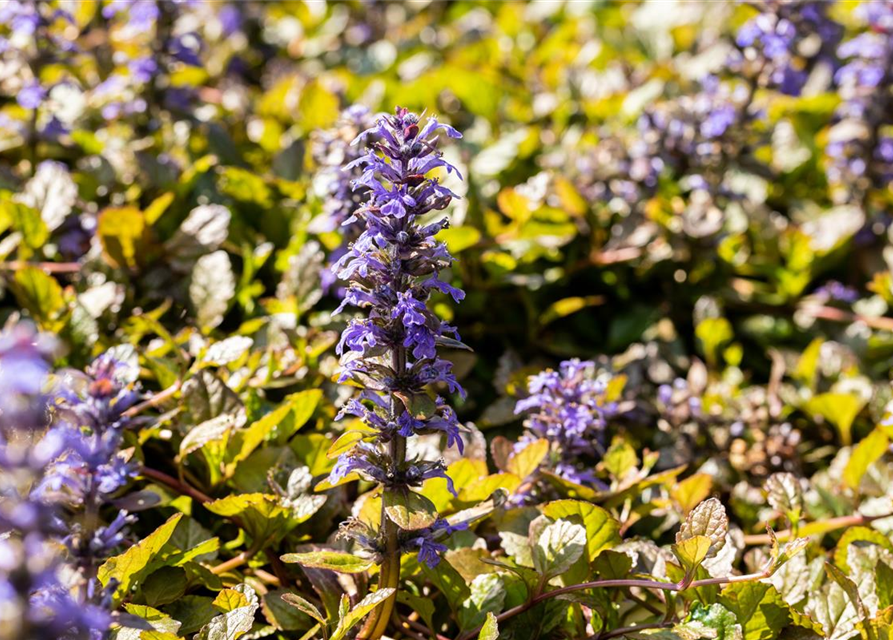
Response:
[122, 381, 182, 418]
[595, 622, 674, 640]
[358, 343, 408, 640]
[140, 465, 212, 504]
[0, 261, 83, 273]
[742, 512, 892, 546]
[210, 539, 263, 575]
[455, 568, 775, 640]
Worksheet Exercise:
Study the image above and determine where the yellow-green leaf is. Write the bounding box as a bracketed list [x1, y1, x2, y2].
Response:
[507, 439, 549, 479]
[843, 427, 889, 489]
[98, 206, 146, 269]
[98, 514, 183, 604]
[803, 392, 867, 446]
[541, 499, 620, 562]
[384, 488, 438, 531]
[280, 550, 374, 574]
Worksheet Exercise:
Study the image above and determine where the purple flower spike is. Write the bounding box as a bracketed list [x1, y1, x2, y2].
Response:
[326, 107, 466, 571]
[515, 359, 618, 485]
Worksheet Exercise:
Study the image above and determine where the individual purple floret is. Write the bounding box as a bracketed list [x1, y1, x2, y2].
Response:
[514, 358, 618, 485]
[407, 519, 468, 569]
[326, 106, 466, 571]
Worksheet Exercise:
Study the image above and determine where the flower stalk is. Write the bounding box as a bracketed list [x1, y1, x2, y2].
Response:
[323, 106, 466, 640]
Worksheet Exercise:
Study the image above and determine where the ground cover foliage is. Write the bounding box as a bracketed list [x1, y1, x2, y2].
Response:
[2, 2, 893, 640]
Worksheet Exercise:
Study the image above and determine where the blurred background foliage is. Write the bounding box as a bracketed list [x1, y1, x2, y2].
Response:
[2, 1, 890, 467]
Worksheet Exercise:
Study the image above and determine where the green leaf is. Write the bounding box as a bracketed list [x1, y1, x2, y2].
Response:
[397, 592, 436, 638]
[116, 604, 182, 640]
[204, 493, 300, 542]
[286, 389, 324, 438]
[437, 226, 481, 254]
[478, 612, 499, 640]
[280, 592, 326, 626]
[824, 561, 870, 623]
[291, 433, 336, 477]
[541, 500, 620, 562]
[497, 188, 531, 222]
[383, 487, 439, 531]
[330, 588, 396, 640]
[592, 550, 633, 579]
[718, 582, 791, 640]
[213, 588, 252, 613]
[602, 439, 638, 479]
[793, 338, 824, 388]
[686, 603, 742, 640]
[137, 631, 180, 640]
[163, 596, 218, 636]
[12, 266, 65, 327]
[202, 336, 253, 367]
[144, 192, 175, 225]
[803, 392, 867, 446]
[98, 206, 146, 269]
[180, 413, 239, 458]
[877, 562, 893, 609]
[141, 566, 187, 608]
[672, 473, 714, 514]
[861, 606, 893, 640]
[226, 399, 297, 476]
[766, 528, 809, 573]
[298, 80, 340, 132]
[806, 580, 857, 640]
[326, 429, 368, 460]
[532, 518, 587, 579]
[182, 370, 244, 425]
[843, 427, 889, 490]
[421, 556, 472, 614]
[539, 296, 605, 327]
[677, 498, 728, 559]
[394, 391, 438, 420]
[0, 200, 48, 250]
[672, 535, 713, 576]
[456, 473, 522, 506]
[833, 526, 893, 572]
[219, 167, 273, 208]
[458, 573, 506, 633]
[696, 317, 734, 367]
[262, 589, 316, 631]
[507, 438, 549, 479]
[98, 514, 183, 604]
[280, 551, 374, 574]
[196, 584, 259, 640]
[167, 517, 219, 564]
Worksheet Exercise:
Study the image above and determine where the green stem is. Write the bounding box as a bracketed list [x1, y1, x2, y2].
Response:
[358, 343, 407, 640]
[210, 539, 264, 576]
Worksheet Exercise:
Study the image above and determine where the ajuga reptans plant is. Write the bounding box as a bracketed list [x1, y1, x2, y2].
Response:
[324, 106, 466, 639]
